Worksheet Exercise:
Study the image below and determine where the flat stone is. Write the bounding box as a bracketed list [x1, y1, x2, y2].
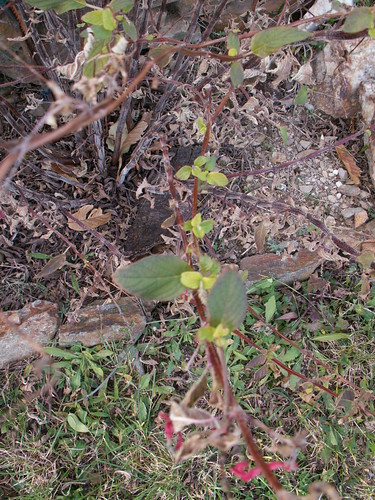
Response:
[327, 195, 337, 203]
[338, 168, 348, 181]
[58, 298, 146, 347]
[341, 207, 363, 219]
[300, 185, 313, 194]
[338, 185, 361, 197]
[0, 301, 58, 368]
[240, 250, 322, 287]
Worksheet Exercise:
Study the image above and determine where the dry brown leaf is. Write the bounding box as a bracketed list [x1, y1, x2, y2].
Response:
[35, 253, 67, 279]
[335, 145, 361, 185]
[182, 369, 207, 408]
[68, 205, 111, 231]
[120, 112, 150, 154]
[169, 402, 212, 433]
[356, 250, 375, 270]
[354, 209, 368, 228]
[254, 221, 267, 253]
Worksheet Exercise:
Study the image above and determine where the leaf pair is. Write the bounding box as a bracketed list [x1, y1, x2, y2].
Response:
[114, 255, 247, 334]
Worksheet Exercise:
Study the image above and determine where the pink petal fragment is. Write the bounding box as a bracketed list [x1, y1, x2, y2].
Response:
[176, 432, 184, 450]
[230, 460, 298, 482]
[159, 412, 174, 441]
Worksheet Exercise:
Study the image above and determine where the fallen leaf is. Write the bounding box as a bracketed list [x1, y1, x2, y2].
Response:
[356, 250, 375, 270]
[68, 205, 111, 231]
[169, 402, 212, 433]
[335, 145, 361, 185]
[254, 222, 267, 253]
[35, 253, 67, 279]
[354, 209, 368, 228]
[120, 112, 150, 154]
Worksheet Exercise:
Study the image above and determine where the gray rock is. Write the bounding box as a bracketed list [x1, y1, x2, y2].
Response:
[338, 168, 348, 181]
[58, 298, 146, 346]
[338, 184, 361, 197]
[0, 301, 58, 368]
[341, 207, 364, 219]
[300, 185, 313, 194]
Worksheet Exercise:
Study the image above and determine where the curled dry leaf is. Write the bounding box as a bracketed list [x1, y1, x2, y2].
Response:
[35, 253, 67, 279]
[169, 401, 212, 433]
[68, 205, 111, 231]
[335, 145, 361, 185]
[174, 426, 242, 464]
[182, 369, 207, 408]
[254, 221, 267, 253]
[120, 112, 150, 154]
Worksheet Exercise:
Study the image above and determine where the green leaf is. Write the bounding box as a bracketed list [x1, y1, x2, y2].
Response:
[205, 156, 216, 171]
[207, 269, 247, 331]
[67, 413, 89, 433]
[294, 86, 308, 106]
[114, 255, 191, 301]
[251, 26, 311, 58]
[283, 346, 300, 362]
[175, 166, 192, 180]
[71, 272, 80, 294]
[180, 271, 202, 289]
[88, 25, 113, 41]
[228, 32, 240, 53]
[28, 252, 52, 259]
[206, 172, 229, 186]
[123, 20, 137, 41]
[230, 61, 244, 87]
[312, 333, 350, 342]
[26, 0, 85, 13]
[197, 326, 215, 342]
[201, 220, 214, 234]
[44, 347, 77, 360]
[109, 0, 134, 13]
[102, 7, 117, 31]
[192, 165, 207, 181]
[196, 116, 206, 134]
[82, 10, 104, 26]
[192, 226, 205, 239]
[369, 27, 375, 39]
[265, 295, 276, 323]
[343, 7, 373, 33]
[280, 125, 289, 145]
[194, 156, 208, 167]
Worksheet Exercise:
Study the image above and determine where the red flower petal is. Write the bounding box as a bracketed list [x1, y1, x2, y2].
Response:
[230, 460, 297, 482]
[159, 412, 174, 441]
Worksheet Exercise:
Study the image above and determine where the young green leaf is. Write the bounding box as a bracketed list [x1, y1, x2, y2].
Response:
[196, 116, 206, 134]
[206, 172, 229, 186]
[312, 333, 350, 342]
[230, 61, 244, 87]
[207, 269, 247, 331]
[26, 0, 85, 14]
[205, 156, 216, 171]
[175, 165, 192, 180]
[67, 413, 89, 433]
[102, 7, 117, 31]
[343, 7, 373, 33]
[227, 32, 240, 54]
[197, 326, 215, 342]
[44, 347, 77, 360]
[109, 0, 134, 13]
[114, 255, 191, 301]
[82, 10, 105, 26]
[194, 156, 209, 167]
[279, 125, 289, 145]
[180, 271, 203, 289]
[265, 295, 276, 322]
[123, 20, 137, 41]
[294, 86, 308, 106]
[251, 26, 311, 58]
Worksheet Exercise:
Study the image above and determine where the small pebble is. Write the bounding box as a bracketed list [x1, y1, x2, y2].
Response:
[338, 168, 348, 181]
[336, 181, 342, 188]
[336, 193, 342, 199]
[328, 195, 337, 203]
[300, 140, 312, 149]
[359, 190, 370, 199]
[325, 216, 336, 226]
[332, 169, 339, 175]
